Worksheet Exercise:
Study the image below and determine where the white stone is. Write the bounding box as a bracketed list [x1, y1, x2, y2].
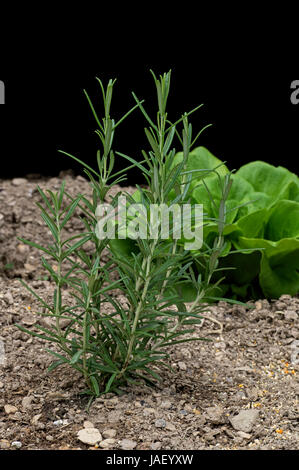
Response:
[53, 419, 68, 426]
[99, 438, 116, 448]
[119, 439, 137, 450]
[102, 429, 117, 439]
[11, 441, 22, 448]
[77, 427, 102, 446]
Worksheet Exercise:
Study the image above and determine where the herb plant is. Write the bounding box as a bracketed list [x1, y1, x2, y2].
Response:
[16, 71, 241, 400]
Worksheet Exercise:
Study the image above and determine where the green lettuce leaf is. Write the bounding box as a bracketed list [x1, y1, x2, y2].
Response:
[234, 237, 299, 298]
[236, 160, 299, 202]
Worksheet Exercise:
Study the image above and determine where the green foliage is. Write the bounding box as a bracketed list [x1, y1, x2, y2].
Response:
[190, 155, 299, 299]
[116, 145, 299, 299]
[16, 71, 244, 401]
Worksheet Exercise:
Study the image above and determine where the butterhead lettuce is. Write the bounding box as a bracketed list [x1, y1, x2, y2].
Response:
[191, 151, 299, 299]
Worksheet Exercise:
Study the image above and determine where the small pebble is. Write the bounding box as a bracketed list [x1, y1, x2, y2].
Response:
[236, 431, 252, 439]
[229, 409, 259, 433]
[83, 420, 94, 428]
[17, 243, 28, 254]
[284, 310, 298, 321]
[0, 439, 10, 449]
[99, 438, 116, 448]
[12, 178, 27, 186]
[22, 396, 34, 411]
[4, 404, 18, 415]
[0, 339, 5, 366]
[155, 418, 166, 428]
[151, 441, 162, 450]
[77, 428, 102, 446]
[119, 439, 137, 450]
[102, 429, 117, 439]
[11, 441, 22, 449]
[53, 419, 68, 426]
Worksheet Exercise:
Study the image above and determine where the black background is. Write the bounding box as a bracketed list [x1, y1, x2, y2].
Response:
[0, 11, 298, 183]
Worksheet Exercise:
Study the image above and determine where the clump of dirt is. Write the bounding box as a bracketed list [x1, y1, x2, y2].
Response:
[0, 173, 298, 450]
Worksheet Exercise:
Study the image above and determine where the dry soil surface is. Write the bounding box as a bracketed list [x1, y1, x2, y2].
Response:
[0, 172, 298, 451]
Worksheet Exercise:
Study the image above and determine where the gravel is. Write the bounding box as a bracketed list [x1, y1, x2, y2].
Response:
[0, 173, 298, 450]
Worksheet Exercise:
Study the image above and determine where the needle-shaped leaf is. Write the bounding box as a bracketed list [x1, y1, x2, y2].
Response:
[58, 150, 100, 178]
[60, 196, 82, 229]
[116, 151, 150, 176]
[83, 88, 104, 131]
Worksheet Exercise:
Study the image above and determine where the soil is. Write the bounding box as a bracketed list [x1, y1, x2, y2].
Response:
[0, 171, 298, 451]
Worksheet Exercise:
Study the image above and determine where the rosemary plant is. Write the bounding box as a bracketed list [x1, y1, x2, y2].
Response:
[17, 71, 235, 400]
